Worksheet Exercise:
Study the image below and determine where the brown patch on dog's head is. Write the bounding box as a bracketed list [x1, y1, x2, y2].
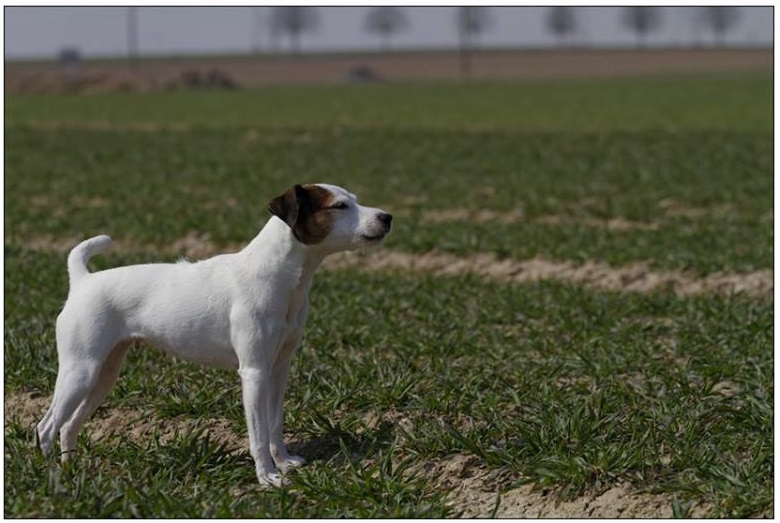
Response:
[268, 184, 336, 245]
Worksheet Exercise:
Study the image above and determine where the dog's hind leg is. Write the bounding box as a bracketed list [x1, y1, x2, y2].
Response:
[59, 341, 131, 461]
[37, 313, 120, 458]
[36, 358, 103, 458]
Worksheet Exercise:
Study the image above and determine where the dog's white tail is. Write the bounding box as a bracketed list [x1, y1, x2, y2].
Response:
[67, 235, 114, 290]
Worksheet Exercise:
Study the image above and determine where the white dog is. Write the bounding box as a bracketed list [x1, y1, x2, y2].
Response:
[36, 183, 392, 487]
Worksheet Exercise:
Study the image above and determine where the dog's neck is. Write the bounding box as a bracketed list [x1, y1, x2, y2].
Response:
[240, 217, 325, 290]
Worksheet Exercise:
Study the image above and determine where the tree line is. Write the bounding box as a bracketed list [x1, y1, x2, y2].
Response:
[266, 6, 744, 54]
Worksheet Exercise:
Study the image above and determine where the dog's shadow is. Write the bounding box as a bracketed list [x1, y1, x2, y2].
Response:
[126, 417, 399, 485]
[288, 418, 397, 467]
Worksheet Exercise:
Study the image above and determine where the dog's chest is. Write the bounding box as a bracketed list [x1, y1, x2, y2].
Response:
[284, 280, 312, 332]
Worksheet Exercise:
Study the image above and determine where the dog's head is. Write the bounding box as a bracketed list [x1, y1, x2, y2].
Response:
[268, 184, 392, 251]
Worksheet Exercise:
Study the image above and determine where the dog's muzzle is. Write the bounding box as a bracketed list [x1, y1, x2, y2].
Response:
[362, 212, 393, 242]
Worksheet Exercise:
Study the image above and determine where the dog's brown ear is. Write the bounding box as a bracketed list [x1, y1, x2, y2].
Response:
[268, 185, 301, 228]
[269, 184, 334, 245]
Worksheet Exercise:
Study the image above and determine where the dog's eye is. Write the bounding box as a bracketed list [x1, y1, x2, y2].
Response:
[330, 202, 349, 210]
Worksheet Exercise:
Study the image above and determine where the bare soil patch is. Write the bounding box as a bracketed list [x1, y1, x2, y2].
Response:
[5, 391, 244, 452]
[658, 198, 738, 219]
[10, 234, 772, 298]
[23, 234, 90, 255]
[6, 391, 713, 517]
[6, 49, 771, 93]
[416, 207, 658, 231]
[325, 250, 773, 298]
[419, 208, 527, 225]
[8, 232, 243, 261]
[536, 215, 659, 231]
[453, 480, 709, 518]
[13, 120, 191, 133]
[414, 452, 713, 517]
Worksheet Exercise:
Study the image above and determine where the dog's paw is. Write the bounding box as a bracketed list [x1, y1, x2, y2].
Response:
[60, 449, 77, 464]
[258, 471, 287, 488]
[277, 454, 306, 473]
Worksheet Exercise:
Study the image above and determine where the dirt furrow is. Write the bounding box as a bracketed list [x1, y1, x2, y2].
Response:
[11, 234, 773, 298]
[324, 250, 772, 298]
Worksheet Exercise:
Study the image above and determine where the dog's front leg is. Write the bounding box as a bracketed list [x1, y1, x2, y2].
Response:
[239, 365, 283, 487]
[268, 340, 306, 472]
[233, 307, 288, 487]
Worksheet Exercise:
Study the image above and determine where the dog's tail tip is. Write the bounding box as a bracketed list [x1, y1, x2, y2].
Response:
[73, 234, 114, 255]
[67, 235, 114, 288]
[87, 234, 114, 249]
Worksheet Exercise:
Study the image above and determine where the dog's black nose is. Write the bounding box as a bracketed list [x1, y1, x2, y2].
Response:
[378, 213, 393, 228]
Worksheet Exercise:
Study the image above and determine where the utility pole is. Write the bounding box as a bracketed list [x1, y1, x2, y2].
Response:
[457, 7, 472, 81]
[253, 7, 263, 54]
[127, 7, 138, 71]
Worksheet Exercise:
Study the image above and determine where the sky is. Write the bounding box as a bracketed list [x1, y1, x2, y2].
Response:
[4, 6, 774, 60]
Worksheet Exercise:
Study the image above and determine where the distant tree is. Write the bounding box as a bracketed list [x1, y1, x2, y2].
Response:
[623, 6, 662, 48]
[59, 47, 81, 82]
[365, 7, 409, 51]
[456, 6, 491, 80]
[269, 6, 318, 54]
[547, 6, 577, 47]
[700, 6, 741, 46]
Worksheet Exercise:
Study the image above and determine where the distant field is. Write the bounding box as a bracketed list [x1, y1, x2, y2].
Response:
[4, 71, 773, 517]
[5, 48, 773, 90]
[5, 72, 773, 132]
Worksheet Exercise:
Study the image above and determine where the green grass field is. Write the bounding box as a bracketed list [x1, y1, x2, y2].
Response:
[4, 71, 773, 517]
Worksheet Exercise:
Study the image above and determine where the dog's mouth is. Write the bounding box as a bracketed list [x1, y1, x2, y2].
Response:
[361, 233, 387, 242]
